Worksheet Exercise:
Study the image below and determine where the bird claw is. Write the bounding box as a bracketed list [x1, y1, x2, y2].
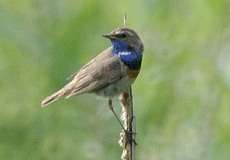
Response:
[124, 130, 138, 146]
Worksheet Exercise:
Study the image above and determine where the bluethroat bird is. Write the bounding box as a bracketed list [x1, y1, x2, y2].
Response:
[41, 27, 144, 130]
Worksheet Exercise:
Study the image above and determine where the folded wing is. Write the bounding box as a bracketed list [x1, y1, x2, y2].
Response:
[41, 47, 126, 107]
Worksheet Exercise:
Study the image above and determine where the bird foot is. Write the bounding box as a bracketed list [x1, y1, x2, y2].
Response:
[123, 130, 138, 146]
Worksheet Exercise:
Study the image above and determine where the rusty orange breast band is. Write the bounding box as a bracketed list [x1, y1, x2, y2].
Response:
[127, 69, 140, 79]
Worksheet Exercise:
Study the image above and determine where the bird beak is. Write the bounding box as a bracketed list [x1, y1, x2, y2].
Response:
[102, 33, 116, 39]
[102, 34, 110, 38]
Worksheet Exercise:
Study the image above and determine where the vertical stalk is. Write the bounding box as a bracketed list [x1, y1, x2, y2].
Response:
[119, 87, 136, 160]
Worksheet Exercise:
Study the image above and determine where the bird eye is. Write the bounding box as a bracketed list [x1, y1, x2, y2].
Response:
[116, 33, 127, 38]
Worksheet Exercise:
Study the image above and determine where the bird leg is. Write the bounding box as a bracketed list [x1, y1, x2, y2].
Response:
[108, 98, 137, 146]
[108, 99, 126, 132]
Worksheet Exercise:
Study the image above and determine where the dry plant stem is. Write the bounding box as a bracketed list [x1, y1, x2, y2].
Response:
[119, 87, 136, 160]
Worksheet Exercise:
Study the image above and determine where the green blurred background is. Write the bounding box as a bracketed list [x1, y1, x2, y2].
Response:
[0, 0, 230, 159]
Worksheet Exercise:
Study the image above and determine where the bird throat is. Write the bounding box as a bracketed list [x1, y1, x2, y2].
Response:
[111, 40, 142, 70]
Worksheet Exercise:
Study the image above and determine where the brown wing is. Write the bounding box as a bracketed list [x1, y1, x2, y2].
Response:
[66, 47, 126, 97]
[41, 47, 126, 107]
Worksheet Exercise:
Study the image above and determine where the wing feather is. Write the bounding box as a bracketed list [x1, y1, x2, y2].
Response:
[41, 47, 126, 106]
[66, 47, 126, 97]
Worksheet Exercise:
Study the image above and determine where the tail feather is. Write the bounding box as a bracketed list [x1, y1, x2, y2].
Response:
[41, 88, 69, 107]
[41, 77, 88, 107]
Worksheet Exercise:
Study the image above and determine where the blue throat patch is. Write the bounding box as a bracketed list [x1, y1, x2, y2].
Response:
[111, 40, 142, 70]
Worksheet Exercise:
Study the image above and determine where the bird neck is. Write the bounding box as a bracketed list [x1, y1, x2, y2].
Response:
[111, 40, 142, 70]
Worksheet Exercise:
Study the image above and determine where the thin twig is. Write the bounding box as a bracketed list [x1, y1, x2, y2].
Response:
[124, 13, 127, 27]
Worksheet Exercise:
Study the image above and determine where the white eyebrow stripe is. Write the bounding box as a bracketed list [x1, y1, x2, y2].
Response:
[118, 51, 132, 56]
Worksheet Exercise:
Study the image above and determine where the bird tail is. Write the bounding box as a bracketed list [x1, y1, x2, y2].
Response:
[41, 88, 67, 107]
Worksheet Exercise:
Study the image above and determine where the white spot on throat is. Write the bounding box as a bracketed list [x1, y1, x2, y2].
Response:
[118, 51, 132, 57]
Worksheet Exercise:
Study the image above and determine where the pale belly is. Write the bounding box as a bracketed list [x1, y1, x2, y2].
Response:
[95, 77, 134, 97]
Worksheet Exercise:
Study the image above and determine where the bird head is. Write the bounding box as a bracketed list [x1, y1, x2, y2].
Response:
[103, 27, 144, 53]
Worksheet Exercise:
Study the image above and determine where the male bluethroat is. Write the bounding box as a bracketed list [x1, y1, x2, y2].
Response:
[41, 27, 144, 128]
